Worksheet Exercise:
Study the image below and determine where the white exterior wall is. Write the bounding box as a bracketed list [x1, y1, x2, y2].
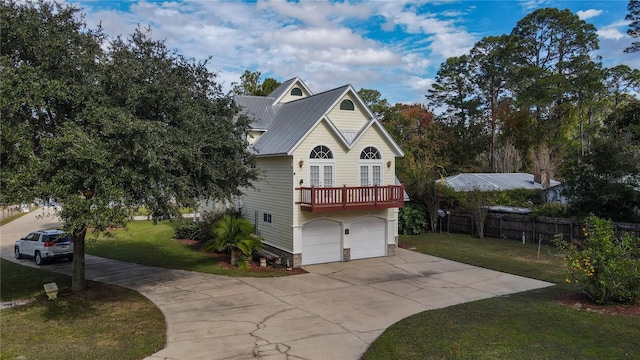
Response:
[241, 88, 402, 264]
[248, 130, 264, 145]
[279, 82, 311, 103]
[326, 93, 369, 132]
[241, 156, 294, 252]
[290, 120, 399, 255]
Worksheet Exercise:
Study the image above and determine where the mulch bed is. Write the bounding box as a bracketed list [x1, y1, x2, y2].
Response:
[176, 238, 307, 275]
[557, 293, 640, 317]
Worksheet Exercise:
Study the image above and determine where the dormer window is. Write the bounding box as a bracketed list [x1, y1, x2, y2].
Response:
[291, 87, 303, 96]
[340, 99, 355, 111]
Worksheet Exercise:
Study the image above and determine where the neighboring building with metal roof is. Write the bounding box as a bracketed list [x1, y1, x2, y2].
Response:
[231, 78, 406, 268]
[438, 173, 561, 192]
[437, 172, 566, 205]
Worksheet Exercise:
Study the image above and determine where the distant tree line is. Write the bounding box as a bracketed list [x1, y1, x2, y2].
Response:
[374, 7, 639, 224]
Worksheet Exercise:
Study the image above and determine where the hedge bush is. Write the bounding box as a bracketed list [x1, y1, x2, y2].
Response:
[554, 214, 640, 305]
[174, 210, 233, 242]
[399, 204, 429, 235]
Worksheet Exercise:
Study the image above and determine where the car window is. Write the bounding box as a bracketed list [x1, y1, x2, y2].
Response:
[43, 234, 69, 243]
[25, 233, 39, 241]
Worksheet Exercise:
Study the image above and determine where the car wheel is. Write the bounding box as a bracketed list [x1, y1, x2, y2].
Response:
[35, 251, 44, 265]
[15, 247, 22, 259]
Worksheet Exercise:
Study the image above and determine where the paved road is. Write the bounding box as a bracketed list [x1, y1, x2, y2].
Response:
[1, 209, 553, 360]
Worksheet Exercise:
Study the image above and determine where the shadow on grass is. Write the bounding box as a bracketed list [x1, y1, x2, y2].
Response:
[40, 291, 99, 321]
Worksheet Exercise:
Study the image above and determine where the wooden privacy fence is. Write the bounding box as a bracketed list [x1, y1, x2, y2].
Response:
[442, 212, 640, 244]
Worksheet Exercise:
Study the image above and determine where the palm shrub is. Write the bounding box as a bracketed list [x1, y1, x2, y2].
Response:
[202, 214, 263, 270]
[554, 214, 640, 305]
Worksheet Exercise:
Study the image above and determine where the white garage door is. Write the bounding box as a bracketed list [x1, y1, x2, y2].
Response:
[302, 219, 342, 265]
[350, 216, 386, 260]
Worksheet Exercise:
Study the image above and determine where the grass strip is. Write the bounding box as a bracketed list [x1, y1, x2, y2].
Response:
[86, 220, 291, 277]
[0, 259, 165, 360]
[362, 232, 640, 360]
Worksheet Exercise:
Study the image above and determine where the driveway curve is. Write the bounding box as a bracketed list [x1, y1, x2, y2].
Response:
[1, 209, 553, 360]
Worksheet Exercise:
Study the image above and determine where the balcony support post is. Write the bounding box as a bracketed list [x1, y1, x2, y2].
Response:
[342, 185, 347, 209]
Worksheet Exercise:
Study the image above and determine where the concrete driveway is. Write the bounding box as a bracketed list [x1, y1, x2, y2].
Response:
[1, 209, 553, 360]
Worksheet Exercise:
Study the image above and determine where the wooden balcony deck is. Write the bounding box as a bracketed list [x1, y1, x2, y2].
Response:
[296, 185, 405, 212]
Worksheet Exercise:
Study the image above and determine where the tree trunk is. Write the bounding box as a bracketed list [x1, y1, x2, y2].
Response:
[427, 204, 439, 232]
[72, 228, 87, 293]
[230, 248, 238, 266]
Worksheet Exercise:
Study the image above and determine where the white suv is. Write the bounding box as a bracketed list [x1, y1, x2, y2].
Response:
[15, 230, 74, 265]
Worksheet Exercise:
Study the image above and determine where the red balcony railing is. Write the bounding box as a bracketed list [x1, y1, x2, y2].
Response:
[296, 185, 405, 212]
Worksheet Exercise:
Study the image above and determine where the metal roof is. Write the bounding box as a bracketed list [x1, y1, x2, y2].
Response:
[267, 77, 298, 101]
[234, 95, 280, 130]
[237, 79, 403, 158]
[395, 176, 410, 201]
[439, 173, 561, 191]
[251, 85, 349, 156]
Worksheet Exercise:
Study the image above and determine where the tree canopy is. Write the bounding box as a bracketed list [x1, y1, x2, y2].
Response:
[407, 7, 638, 224]
[0, 0, 258, 291]
[626, 0, 640, 53]
[232, 70, 281, 96]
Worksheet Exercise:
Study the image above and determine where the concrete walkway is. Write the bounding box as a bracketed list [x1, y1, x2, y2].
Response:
[1, 209, 553, 360]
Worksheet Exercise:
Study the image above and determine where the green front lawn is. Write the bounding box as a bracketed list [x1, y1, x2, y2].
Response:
[86, 220, 291, 277]
[362, 232, 640, 360]
[399, 232, 566, 283]
[0, 259, 165, 360]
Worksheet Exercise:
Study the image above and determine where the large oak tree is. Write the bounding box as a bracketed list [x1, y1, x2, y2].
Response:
[1, 1, 258, 292]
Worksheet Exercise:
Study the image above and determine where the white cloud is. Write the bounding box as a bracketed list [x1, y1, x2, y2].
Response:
[598, 28, 626, 40]
[69, 0, 635, 105]
[428, 30, 475, 59]
[262, 27, 370, 49]
[257, 0, 371, 28]
[597, 20, 632, 41]
[402, 53, 432, 74]
[577, 9, 603, 21]
[519, 0, 553, 11]
[376, 2, 475, 59]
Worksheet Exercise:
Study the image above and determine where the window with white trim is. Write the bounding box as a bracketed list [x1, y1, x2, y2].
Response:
[340, 99, 355, 110]
[309, 145, 335, 187]
[360, 146, 381, 160]
[262, 212, 272, 224]
[359, 146, 382, 186]
[310, 145, 333, 159]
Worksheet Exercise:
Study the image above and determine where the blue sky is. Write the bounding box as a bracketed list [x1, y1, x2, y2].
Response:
[72, 0, 637, 105]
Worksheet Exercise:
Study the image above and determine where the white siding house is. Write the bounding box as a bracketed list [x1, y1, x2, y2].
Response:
[235, 78, 405, 267]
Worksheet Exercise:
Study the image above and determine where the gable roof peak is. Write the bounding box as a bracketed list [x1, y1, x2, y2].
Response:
[268, 77, 313, 105]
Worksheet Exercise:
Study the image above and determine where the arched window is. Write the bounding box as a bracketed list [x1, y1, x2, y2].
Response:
[359, 146, 382, 186]
[290, 87, 303, 96]
[340, 99, 355, 111]
[308, 145, 334, 187]
[310, 145, 333, 159]
[360, 146, 381, 160]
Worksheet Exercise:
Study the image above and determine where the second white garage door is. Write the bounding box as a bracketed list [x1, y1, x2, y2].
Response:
[350, 216, 386, 260]
[302, 219, 342, 265]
